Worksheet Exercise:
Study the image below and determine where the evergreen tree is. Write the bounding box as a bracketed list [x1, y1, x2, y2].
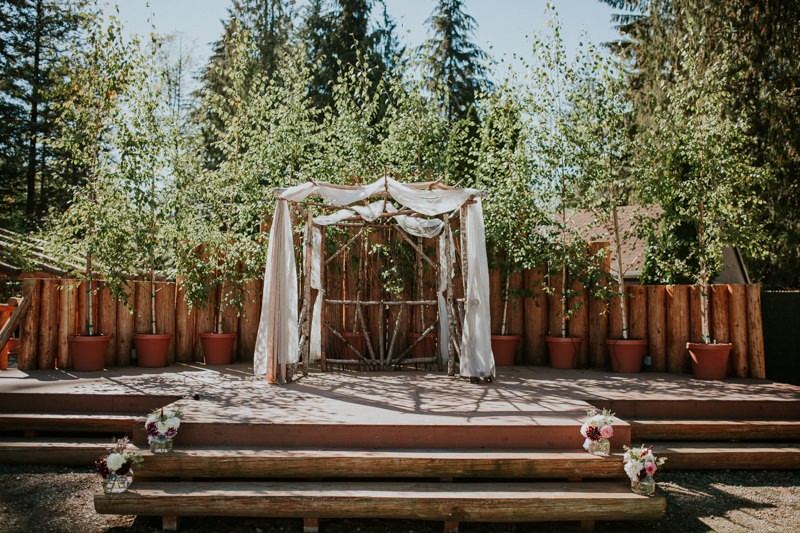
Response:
[195, 0, 294, 168]
[0, 0, 87, 229]
[418, 0, 489, 122]
[300, 0, 390, 112]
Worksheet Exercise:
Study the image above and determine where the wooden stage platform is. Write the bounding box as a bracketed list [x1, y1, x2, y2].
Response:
[1, 365, 799, 531]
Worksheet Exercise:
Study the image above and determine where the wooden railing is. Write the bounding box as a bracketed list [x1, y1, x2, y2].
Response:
[12, 274, 766, 379]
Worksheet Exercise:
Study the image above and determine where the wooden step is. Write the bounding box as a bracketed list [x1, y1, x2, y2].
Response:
[0, 393, 179, 414]
[593, 398, 800, 420]
[134, 419, 631, 450]
[0, 437, 142, 465]
[0, 413, 138, 435]
[94, 481, 666, 525]
[653, 442, 800, 470]
[134, 447, 627, 480]
[630, 419, 800, 441]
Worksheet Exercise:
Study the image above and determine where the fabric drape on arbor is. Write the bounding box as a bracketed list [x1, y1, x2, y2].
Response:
[254, 198, 299, 382]
[253, 176, 494, 381]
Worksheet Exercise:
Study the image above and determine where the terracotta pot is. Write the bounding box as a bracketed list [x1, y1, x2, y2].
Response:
[607, 339, 648, 373]
[406, 332, 437, 358]
[341, 332, 365, 360]
[7, 338, 19, 356]
[687, 342, 732, 380]
[491, 335, 521, 366]
[134, 333, 172, 368]
[69, 335, 110, 372]
[545, 336, 583, 369]
[200, 333, 236, 365]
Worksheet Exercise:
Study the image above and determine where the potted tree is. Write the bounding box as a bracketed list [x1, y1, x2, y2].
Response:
[175, 29, 260, 366]
[121, 42, 176, 368]
[568, 45, 647, 373]
[524, 15, 590, 369]
[47, 13, 139, 371]
[640, 54, 767, 380]
[475, 84, 548, 366]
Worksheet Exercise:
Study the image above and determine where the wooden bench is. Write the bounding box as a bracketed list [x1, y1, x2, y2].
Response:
[94, 480, 666, 532]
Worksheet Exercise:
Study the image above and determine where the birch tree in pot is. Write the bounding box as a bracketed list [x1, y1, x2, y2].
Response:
[640, 53, 768, 380]
[475, 83, 547, 366]
[176, 28, 261, 366]
[524, 9, 587, 369]
[568, 44, 646, 373]
[121, 40, 178, 368]
[47, 11, 139, 371]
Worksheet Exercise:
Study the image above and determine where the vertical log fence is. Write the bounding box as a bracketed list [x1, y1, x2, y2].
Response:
[8, 264, 768, 379]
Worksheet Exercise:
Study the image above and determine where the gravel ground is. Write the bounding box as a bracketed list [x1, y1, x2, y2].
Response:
[1, 465, 798, 533]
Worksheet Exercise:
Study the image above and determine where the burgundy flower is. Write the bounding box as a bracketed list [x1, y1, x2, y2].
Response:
[165, 427, 178, 439]
[586, 425, 602, 442]
[116, 461, 132, 476]
[95, 459, 110, 479]
[146, 421, 159, 437]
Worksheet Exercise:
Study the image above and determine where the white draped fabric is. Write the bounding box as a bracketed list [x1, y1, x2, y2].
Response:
[254, 177, 494, 381]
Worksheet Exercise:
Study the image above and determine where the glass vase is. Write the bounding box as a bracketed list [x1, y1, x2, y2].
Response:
[631, 475, 656, 496]
[102, 470, 133, 494]
[149, 436, 173, 454]
[587, 438, 610, 456]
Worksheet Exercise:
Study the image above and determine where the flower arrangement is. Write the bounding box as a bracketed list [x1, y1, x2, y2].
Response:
[95, 437, 142, 493]
[623, 444, 667, 496]
[580, 408, 615, 455]
[145, 407, 183, 453]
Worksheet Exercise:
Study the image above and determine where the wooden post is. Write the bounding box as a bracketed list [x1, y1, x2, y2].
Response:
[608, 285, 623, 340]
[728, 284, 749, 378]
[76, 280, 87, 336]
[588, 242, 610, 368]
[156, 281, 177, 363]
[193, 285, 216, 361]
[175, 277, 194, 363]
[568, 278, 588, 367]
[646, 285, 667, 372]
[301, 210, 313, 373]
[689, 286, 704, 343]
[98, 282, 117, 367]
[489, 268, 502, 334]
[37, 279, 58, 369]
[711, 285, 730, 343]
[628, 285, 647, 340]
[547, 270, 564, 338]
[523, 268, 547, 365]
[666, 285, 690, 374]
[57, 280, 77, 369]
[135, 281, 150, 334]
[115, 283, 135, 366]
[238, 279, 262, 364]
[746, 284, 766, 379]
[18, 278, 41, 370]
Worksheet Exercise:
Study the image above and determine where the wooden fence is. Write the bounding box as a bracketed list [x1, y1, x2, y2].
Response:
[12, 273, 766, 379]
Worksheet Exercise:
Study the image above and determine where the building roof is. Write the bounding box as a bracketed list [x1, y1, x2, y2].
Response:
[565, 205, 655, 280]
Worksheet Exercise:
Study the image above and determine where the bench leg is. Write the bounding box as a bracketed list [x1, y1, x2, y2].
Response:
[162, 515, 178, 531]
[303, 517, 319, 533]
[580, 519, 595, 531]
[443, 520, 459, 533]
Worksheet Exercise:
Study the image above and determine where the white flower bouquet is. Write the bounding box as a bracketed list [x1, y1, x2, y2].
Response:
[145, 407, 183, 453]
[580, 408, 615, 454]
[623, 444, 667, 496]
[95, 437, 142, 493]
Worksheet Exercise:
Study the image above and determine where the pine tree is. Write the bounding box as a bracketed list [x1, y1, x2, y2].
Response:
[418, 0, 489, 122]
[0, 0, 87, 229]
[300, 0, 389, 112]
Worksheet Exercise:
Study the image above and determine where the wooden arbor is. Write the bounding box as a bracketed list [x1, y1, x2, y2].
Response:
[257, 177, 493, 385]
[289, 185, 481, 375]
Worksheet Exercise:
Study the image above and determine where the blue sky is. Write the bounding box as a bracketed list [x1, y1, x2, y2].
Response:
[112, 0, 622, 80]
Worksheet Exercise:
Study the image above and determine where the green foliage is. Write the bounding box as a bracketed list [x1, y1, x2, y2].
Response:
[45, 7, 141, 310]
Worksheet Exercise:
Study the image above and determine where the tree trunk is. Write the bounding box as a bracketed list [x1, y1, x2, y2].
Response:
[25, 0, 44, 226]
